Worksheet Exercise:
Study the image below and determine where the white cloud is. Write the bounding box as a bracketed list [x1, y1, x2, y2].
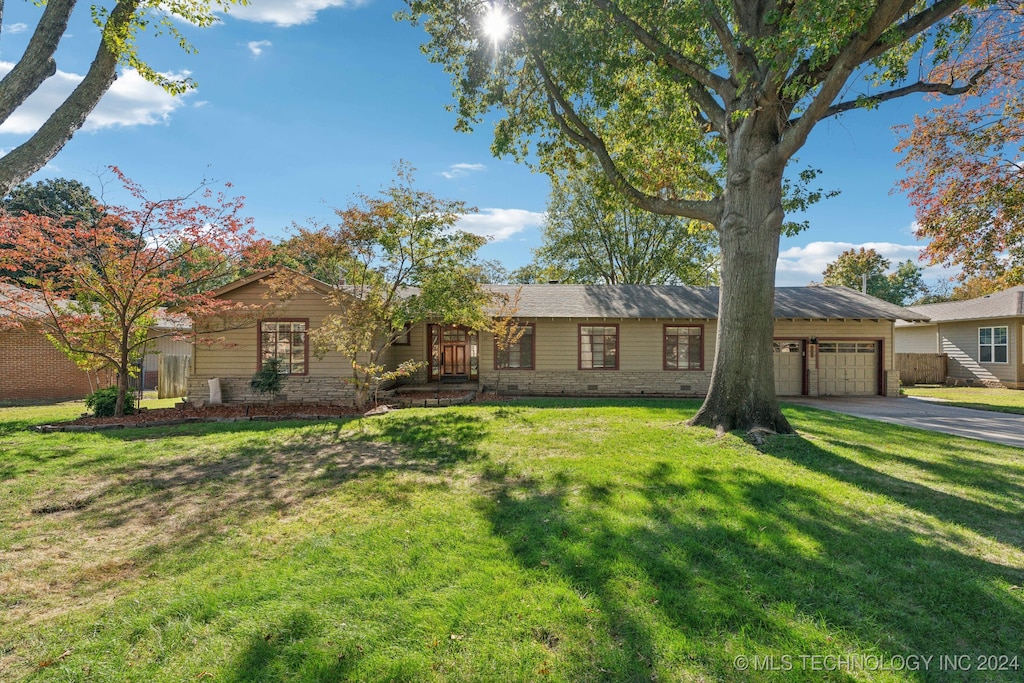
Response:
[456, 208, 545, 242]
[0, 62, 189, 135]
[442, 162, 486, 180]
[5, 23, 28, 34]
[247, 40, 272, 57]
[228, 1, 368, 27]
[776, 240, 956, 286]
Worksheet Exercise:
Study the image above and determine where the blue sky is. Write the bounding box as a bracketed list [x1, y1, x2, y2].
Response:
[0, 0, 957, 287]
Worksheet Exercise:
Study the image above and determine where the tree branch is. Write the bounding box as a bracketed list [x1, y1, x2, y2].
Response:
[529, 47, 721, 225]
[779, 0, 965, 160]
[591, 0, 733, 121]
[0, 0, 77, 125]
[0, 1, 141, 196]
[816, 67, 990, 121]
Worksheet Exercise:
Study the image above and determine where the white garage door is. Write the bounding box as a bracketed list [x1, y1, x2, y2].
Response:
[818, 341, 878, 395]
[773, 340, 804, 395]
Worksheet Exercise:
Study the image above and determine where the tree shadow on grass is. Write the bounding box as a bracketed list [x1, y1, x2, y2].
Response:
[478, 453, 1024, 682]
[5, 412, 490, 634]
[775, 412, 1024, 549]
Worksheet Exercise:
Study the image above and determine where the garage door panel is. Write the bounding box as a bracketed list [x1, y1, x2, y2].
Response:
[818, 341, 878, 395]
[773, 340, 803, 395]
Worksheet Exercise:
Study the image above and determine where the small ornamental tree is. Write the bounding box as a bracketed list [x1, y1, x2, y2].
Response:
[490, 287, 528, 396]
[0, 168, 262, 417]
[288, 163, 491, 408]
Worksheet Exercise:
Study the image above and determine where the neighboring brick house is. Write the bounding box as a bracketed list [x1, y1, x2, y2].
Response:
[895, 287, 1024, 388]
[187, 269, 925, 404]
[0, 285, 112, 401]
[0, 284, 189, 402]
[0, 322, 113, 401]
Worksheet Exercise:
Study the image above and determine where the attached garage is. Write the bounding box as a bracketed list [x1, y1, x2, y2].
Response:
[817, 341, 879, 395]
[773, 340, 805, 396]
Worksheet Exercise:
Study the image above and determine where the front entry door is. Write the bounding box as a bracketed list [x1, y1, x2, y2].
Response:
[441, 342, 468, 377]
[429, 324, 479, 381]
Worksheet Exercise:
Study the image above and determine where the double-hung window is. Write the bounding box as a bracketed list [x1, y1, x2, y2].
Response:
[260, 320, 308, 374]
[979, 326, 1008, 363]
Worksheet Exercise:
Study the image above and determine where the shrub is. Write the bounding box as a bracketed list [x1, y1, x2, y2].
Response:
[250, 358, 284, 399]
[85, 386, 136, 417]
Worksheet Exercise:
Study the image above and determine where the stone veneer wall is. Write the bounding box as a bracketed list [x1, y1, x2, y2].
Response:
[479, 370, 712, 397]
[186, 375, 356, 405]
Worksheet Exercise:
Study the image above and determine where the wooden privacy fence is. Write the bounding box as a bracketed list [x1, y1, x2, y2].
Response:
[896, 353, 947, 386]
[158, 354, 191, 399]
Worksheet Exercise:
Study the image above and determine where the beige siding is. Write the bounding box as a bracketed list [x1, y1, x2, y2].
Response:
[478, 317, 894, 397]
[143, 334, 192, 373]
[190, 280, 356, 403]
[938, 319, 1021, 387]
[478, 318, 715, 396]
[894, 325, 938, 354]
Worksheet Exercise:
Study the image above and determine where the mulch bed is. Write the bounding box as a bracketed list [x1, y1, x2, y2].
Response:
[34, 390, 480, 432]
[36, 402, 368, 432]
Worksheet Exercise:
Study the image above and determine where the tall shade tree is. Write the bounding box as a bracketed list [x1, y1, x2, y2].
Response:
[402, 0, 996, 433]
[897, 3, 1024, 288]
[533, 165, 719, 285]
[285, 163, 492, 408]
[0, 0, 247, 195]
[0, 168, 260, 416]
[821, 247, 926, 305]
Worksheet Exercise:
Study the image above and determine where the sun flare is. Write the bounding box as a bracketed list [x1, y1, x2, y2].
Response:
[482, 4, 510, 43]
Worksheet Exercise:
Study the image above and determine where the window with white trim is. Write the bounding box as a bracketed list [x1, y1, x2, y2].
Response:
[979, 326, 1008, 363]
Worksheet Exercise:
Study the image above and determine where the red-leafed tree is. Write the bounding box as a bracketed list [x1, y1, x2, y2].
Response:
[0, 168, 262, 416]
[897, 3, 1024, 286]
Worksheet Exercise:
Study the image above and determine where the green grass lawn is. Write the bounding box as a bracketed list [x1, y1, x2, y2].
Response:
[902, 386, 1024, 415]
[1, 399, 1022, 682]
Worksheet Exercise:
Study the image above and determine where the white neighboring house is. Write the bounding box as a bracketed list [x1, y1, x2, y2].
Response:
[895, 287, 1024, 388]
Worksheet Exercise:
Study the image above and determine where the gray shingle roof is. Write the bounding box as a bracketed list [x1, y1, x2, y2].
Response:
[899, 286, 1024, 324]
[485, 284, 926, 321]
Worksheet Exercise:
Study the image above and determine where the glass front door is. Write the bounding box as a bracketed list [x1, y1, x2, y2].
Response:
[429, 325, 478, 381]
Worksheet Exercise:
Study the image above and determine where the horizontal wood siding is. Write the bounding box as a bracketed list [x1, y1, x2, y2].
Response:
[894, 325, 938, 354]
[938, 319, 1020, 386]
[193, 281, 351, 379]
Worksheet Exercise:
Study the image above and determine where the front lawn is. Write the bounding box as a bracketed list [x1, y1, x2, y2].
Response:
[1, 399, 1022, 681]
[902, 386, 1024, 415]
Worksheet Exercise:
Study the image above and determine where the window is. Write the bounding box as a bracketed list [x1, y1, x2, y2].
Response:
[664, 325, 703, 370]
[495, 324, 534, 369]
[979, 326, 1008, 363]
[580, 324, 618, 370]
[259, 320, 308, 375]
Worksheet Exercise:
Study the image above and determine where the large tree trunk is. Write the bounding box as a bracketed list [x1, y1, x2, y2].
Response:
[688, 120, 793, 435]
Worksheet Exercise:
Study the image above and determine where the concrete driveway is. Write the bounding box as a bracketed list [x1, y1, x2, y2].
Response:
[782, 396, 1024, 449]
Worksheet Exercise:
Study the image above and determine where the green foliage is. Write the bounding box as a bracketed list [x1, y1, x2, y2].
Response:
[84, 386, 136, 417]
[531, 165, 720, 285]
[821, 248, 926, 305]
[283, 162, 491, 407]
[250, 358, 284, 399]
[2, 178, 104, 224]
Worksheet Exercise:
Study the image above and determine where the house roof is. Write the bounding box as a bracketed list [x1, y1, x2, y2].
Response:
[207, 268, 334, 299]
[485, 284, 927, 322]
[896, 286, 1024, 326]
[0, 282, 189, 330]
